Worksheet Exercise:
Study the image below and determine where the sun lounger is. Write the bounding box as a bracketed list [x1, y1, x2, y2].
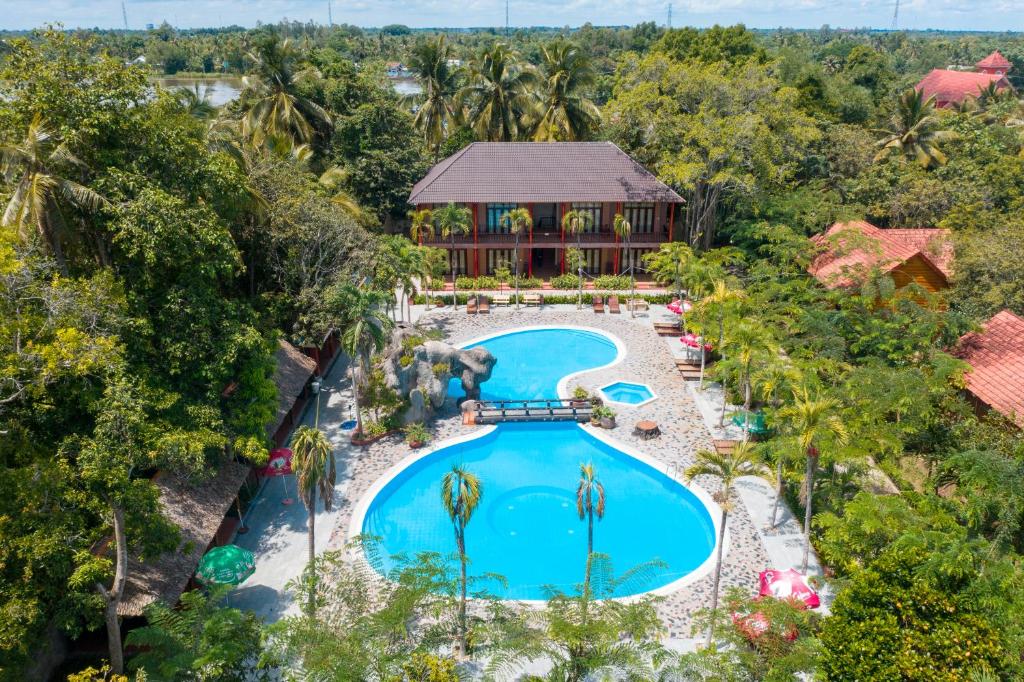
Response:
[608, 295, 621, 314]
[592, 295, 605, 313]
[466, 295, 478, 314]
[478, 296, 490, 314]
[524, 293, 542, 306]
[493, 294, 511, 306]
[627, 298, 649, 313]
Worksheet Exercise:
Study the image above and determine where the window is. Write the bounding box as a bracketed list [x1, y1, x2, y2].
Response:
[623, 202, 655, 233]
[487, 249, 515, 274]
[625, 248, 654, 271]
[583, 248, 601, 274]
[570, 203, 602, 233]
[486, 204, 517, 232]
[448, 250, 468, 275]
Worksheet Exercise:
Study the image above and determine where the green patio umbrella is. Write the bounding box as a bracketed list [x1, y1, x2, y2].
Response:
[196, 545, 256, 586]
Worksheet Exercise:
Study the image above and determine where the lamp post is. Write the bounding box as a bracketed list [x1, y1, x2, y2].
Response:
[311, 378, 322, 428]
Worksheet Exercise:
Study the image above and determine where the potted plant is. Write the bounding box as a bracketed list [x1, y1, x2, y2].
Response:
[570, 386, 590, 408]
[404, 422, 431, 449]
[592, 405, 616, 429]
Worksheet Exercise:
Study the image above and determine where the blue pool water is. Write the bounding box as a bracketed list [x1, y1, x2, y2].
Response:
[362, 327, 716, 599]
[602, 381, 655, 405]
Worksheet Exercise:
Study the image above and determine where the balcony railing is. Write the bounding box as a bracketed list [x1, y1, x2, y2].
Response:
[422, 228, 668, 246]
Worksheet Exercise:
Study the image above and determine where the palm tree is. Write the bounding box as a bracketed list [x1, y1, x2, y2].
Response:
[441, 464, 483, 659]
[337, 286, 394, 436]
[1, 113, 107, 272]
[778, 388, 849, 571]
[644, 242, 696, 330]
[499, 207, 532, 309]
[406, 35, 461, 159]
[433, 202, 472, 308]
[696, 277, 744, 393]
[173, 83, 217, 120]
[240, 35, 332, 147]
[458, 42, 536, 142]
[685, 442, 766, 648]
[613, 214, 635, 316]
[408, 207, 435, 244]
[575, 462, 606, 596]
[754, 361, 802, 528]
[531, 39, 600, 142]
[874, 88, 955, 168]
[291, 426, 335, 611]
[724, 321, 777, 438]
[561, 209, 593, 309]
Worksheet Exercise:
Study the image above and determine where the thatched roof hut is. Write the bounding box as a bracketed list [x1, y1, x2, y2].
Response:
[268, 339, 318, 444]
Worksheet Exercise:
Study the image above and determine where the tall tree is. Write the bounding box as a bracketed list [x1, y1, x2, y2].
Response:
[1, 113, 106, 272]
[499, 207, 532, 309]
[441, 464, 483, 659]
[613, 213, 636, 316]
[291, 425, 335, 612]
[458, 42, 536, 142]
[335, 286, 393, 436]
[874, 88, 954, 168]
[562, 209, 593, 309]
[406, 35, 461, 159]
[240, 35, 332, 147]
[531, 40, 600, 142]
[686, 442, 766, 648]
[778, 388, 849, 571]
[432, 202, 472, 308]
[724, 320, 777, 437]
[575, 462, 606, 598]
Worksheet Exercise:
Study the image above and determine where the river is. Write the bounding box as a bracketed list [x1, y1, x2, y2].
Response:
[152, 75, 421, 107]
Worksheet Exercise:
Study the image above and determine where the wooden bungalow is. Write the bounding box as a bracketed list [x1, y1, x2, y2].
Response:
[809, 220, 953, 293]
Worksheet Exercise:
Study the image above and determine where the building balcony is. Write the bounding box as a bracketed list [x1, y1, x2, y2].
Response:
[422, 228, 669, 247]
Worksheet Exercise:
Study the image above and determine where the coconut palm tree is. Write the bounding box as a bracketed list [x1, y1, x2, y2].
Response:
[531, 39, 601, 142]
[458, 42, 536, 142]
[441, 464, 483, 659]
[433, 202, 472, 308]
[291, 425, 335, 611]
[406, 35, 461, 159]
[778, 387, 849, 571]
[561, 209, 593, 309]
[685, 442, 766, 648]
[644, 242, 696, 331]
[499, 207, 532, 309]
[575, 462, 606, 596]
[724, 320, 777, 438]
[613, 213, 636, 316]
[696, 277, 744, 393]
[240, 35, 332, 147]
[874, 88, 955, 168]
[408, 207, 435, 244]
[754, 361, 803, 528]
[337, 286, 393, 436]
[1, 113, 107, 273]
[173, 83, 217, 120]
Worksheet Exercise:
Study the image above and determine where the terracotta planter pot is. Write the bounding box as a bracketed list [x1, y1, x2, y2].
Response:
[600, 417, 616, 429]
[408, 440, 426, 449]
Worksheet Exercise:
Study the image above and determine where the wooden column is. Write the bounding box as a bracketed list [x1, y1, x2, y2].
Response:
[560, 202, 566, 275]
[527, 203, 534, 278]
[614, 201, 623, 273]
[668, 202, 675, 243]
[472, 203, 479, 277]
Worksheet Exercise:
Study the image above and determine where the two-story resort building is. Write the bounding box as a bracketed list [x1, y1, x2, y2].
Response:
[915, 50, 1014, 108]
[408, 142, 685, 279]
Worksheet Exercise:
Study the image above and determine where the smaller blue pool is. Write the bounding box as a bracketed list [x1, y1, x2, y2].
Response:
[601, 381, 656, 406]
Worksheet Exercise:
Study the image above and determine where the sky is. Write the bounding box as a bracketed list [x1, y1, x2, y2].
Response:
[3, 0, 1023, 33]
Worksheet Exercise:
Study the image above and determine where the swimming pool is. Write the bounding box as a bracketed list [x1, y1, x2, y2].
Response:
[600, 380, 657, 407]
[356, 326, 718, 600]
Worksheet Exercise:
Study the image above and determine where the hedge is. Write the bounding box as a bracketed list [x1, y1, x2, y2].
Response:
[413, 292, 674, 305]
[593, 274, 632, 289]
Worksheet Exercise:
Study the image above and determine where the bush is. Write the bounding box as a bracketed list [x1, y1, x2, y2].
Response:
[455, 275, 476, 289]
[550, 274, 581, 289]
[572, 386, 590, 400]
[403, 422, 431, 445]
[432, 362, 450, 377]
[594, 274, 632, 289]
[363, 421, 389, 437]
[412, 292, 674, 305]
[399, 354, 413, 368]
[516, 276, 543, 289]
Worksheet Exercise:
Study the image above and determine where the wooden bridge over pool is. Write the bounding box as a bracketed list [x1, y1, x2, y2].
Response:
[465, 398, 593, 424]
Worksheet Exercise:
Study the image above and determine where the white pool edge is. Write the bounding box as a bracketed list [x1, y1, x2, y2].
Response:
[346, 324, 725, 605]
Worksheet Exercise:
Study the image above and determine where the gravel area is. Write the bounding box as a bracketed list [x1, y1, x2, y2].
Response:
[325, 304, 774, 638]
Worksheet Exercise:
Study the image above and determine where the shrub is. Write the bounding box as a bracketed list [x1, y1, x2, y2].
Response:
[401, 335, 425, 353]
[363, 421, 389, 437]
[572, 386, 590, 400]
[412, 292, 673, 306]
[455, 275, 476, 289]
[550, 274, 581, 289]
[399, 354, 414, 368]
[403, 422, 431, 445]
[474, 275, 499, 290]
[517, 276, 543, 289]
[594, 274, 631, 289]
[432, 362, 450, 377]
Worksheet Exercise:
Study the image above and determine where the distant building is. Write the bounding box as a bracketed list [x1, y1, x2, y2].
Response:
[408, 142, 684, 279]
[915, 50, 1013, 108]
[955, 310, 1024, 428]
[386, 61, 406, 78]
[809, 220, 953, 292]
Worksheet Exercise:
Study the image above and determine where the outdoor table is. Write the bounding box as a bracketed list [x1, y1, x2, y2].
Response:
[633, 420, 661, 440]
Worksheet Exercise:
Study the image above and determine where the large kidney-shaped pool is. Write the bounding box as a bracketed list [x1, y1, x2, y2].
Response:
[355, 326, 718, 599]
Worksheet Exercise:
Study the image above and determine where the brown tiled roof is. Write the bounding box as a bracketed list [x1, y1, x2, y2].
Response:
[408, 142, 685, 205]
[955, 310, 1024, 428]
[809, 221, 952, 288]
[268, 339, 317, 439]
[119, 461, 250, 616]
[976, 50, 1012, 71]
[915, 69, 1009, 105]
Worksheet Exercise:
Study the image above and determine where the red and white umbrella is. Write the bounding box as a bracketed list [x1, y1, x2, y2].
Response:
[679, 333, 713, 352]
[758, 568, 820, 609]
[258, 448, 294, 506]
[666, 299, 693, 315]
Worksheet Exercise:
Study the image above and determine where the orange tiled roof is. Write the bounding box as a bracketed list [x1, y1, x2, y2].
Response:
[809, 221, 952, 288]
[915, 69, 1008, 105]
[976, 50, 1012, 71]
[956, 310, 1024, 427]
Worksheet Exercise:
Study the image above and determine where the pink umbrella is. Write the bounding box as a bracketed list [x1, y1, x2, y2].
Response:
[758, 568, 821, 609]
[258, 448, 294, 506]
[666, 299, 693, 315]
[679, 333, 713, 352]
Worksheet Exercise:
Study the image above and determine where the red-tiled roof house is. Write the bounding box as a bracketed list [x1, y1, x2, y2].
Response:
[915, 51, 1013, 108]
[955, 310, 1024, 428]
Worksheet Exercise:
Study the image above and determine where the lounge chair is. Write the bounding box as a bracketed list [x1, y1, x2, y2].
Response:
[466, 295, 478, 314]
[524, 293, 542, 306]
[478, 296, 490, 314]
[627, 298, 649, 313]
[493, 293, 511, 306]
[592, 295, 605, 313]
[608, 295, 621, 314]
